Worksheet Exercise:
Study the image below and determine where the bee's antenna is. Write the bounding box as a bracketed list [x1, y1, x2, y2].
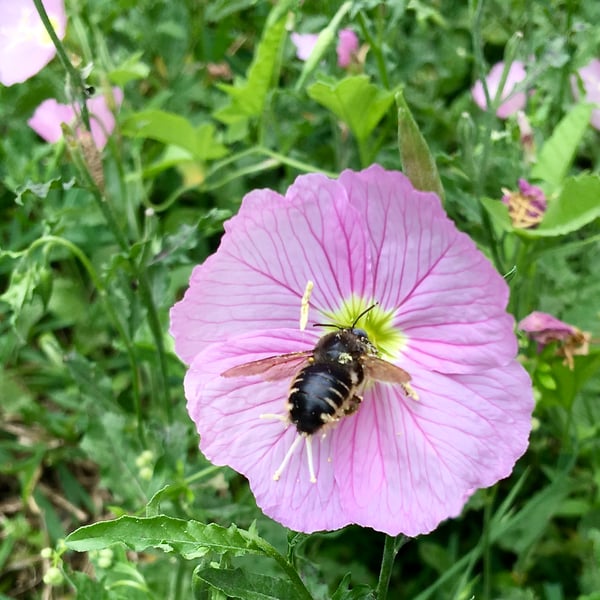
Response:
[351, 303, 378, 328]
[312, 322, 342, 330]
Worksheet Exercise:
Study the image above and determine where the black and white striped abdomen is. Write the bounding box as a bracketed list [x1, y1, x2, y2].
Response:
[288, 363, 363, 434]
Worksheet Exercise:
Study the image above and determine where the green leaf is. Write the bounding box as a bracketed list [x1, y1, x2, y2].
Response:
[307, 75, 396, 141]
[396, 90, 445, 201]
[108, 51, 151, 87]
[66, 515, 268, 560]
[525, 174, 600, 238]
[193, 567, 305, 600]
[14, 177, 76, 205]
[213, 0, 293, 124]
[121, 111, 228, 160]
[331, 573, 375, 600]
[530, 103, 594, 189]
[480, 196, 514, 232]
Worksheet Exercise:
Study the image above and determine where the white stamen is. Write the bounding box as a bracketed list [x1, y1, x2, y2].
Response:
[273, 434, 303, 481]
[305, 435, 317, 483]
[259, 413, 289, 423]
[299, 280, 314, 331]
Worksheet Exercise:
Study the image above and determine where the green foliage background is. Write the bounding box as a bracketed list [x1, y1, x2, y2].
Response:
[1, 0, 599, 598]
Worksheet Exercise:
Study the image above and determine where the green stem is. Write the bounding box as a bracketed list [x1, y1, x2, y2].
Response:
[357, 11, 390, 89]
[74, 147, 172, 422]
[481, 487, 497, 600]
[27, 236, 144, 442]
[376, 534, 407, 599]
[31, 0, 91, 129]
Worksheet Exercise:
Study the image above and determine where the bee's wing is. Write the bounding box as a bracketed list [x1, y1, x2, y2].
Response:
[362, 356, 411, 384]
[221, 351, 312, 381]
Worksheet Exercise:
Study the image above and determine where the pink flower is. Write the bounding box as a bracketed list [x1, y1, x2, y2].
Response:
[28, 88, 123, 150]
[0, 0, 67, 86]
[519, 311, 590, 369]
[472, 60, 527, 118]
[170, 165, 533, 536]
[501, 178, 547, 229]
[290, 28, 360, 69]
[290, 32, 319, 61]
[571, 58, 600, 130]
[336, 28, 359, 68]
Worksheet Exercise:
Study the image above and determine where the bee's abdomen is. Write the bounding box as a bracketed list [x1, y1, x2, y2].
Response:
[289, 363, 361, 434]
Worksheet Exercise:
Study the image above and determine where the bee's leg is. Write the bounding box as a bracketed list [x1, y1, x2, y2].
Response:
[401, 382, 419, 401]
[343, 394, 363, 415]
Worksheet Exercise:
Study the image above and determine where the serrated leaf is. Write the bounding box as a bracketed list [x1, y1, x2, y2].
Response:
[121, 111, 228, 160]
[193, 567, 304, 600]
[66, 515, 266, 560]
[213, 0, 293, 124]
[14, 177, 76, 205]
[525, 174, 600, 238]
[307, 75, 395, 141]
[396, 90, 445, 201]
[530, 103, 594, 189]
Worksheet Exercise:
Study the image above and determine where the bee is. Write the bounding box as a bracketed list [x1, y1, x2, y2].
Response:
[221, 304, 414, 483]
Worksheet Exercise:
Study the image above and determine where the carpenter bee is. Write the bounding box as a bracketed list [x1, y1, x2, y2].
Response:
[221, 304, 414, 483]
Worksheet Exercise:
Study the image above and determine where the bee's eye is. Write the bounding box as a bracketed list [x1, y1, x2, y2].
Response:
[351, 328, 368, 338]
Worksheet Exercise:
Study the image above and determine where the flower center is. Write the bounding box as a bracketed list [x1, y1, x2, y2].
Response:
[320, 296, 407, 359]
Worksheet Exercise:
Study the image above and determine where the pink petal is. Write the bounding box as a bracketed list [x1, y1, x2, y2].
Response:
[185, 328, 351, 533]
[471, 61, 527, 119]
[28, 88, 123, 150]
[332, 359, 532, 536]
[170, 174, 370, 364]
[185, 328, 532, 536]
[336, 29, 359, 68]
[0, 0, 66, 86]
[290, 32, 319, 61]
[28, 98, 75, 143]
[339, 165, 516, 373]
[571, 58, 600, 131]
[86, 88, 124, 150]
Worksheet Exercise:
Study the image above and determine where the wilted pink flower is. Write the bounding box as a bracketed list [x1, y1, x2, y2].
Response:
[501, 178, 547, 228]
[472, 60, 527, 118]
[28, 88, 123, 150]
[571, 58, 600, 130]
[170, 165, 533, 536]
[0, 0, 67, 86]
[519, 311, 590, 369]
[336, 28, 359, 68]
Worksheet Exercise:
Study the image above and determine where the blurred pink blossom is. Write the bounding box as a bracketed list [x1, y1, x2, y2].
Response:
[336, 28, 359, 68]
[571, 58, 600, 130]
[291, 28, 359, 68]
[0, 0, 66, 86]
[519, 311, 590, 369]
[170, 165, 533, 536]
[472, 60, 527, 118]
[290, 32, 319, 61]
[28, 88, 123, 150]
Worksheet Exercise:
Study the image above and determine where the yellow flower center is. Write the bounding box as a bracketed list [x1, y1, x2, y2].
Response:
[320, 295, 407, 359]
